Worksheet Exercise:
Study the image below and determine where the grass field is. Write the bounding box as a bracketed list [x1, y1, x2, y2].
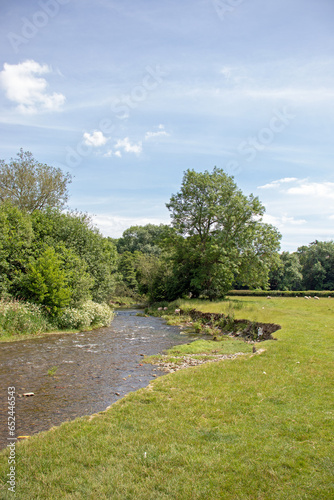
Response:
[0, 297, 333, 499]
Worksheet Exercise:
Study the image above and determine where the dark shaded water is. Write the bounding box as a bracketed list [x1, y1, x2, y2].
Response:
[0, 310, 195, 450]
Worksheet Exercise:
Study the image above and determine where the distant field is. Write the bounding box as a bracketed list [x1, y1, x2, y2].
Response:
[0, 297, 333, 499]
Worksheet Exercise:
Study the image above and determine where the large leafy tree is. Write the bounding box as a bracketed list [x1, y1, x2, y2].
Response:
[0, 149, 71, 212]
[165, 168, 281, 299]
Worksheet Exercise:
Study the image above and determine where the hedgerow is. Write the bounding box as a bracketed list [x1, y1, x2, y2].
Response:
[228, 290, 334, 297]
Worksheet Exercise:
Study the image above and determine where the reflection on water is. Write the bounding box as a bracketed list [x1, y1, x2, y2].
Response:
[0, 310, 194, 449]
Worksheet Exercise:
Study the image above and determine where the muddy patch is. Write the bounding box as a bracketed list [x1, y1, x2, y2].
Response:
[181, 309, 281, 341]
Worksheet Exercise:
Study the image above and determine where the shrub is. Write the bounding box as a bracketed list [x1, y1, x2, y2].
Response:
[0, 298, 51, 337]
[57, 301, 114, 330]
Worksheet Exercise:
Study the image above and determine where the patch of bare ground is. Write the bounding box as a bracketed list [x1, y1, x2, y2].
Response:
[156, 349, 266, 373]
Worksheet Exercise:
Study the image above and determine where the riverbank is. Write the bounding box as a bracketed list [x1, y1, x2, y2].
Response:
[0, 299, 115, 344]
[0, 325, 102, 343]
[1, 297, 333, 499]
[0, 296, 147, 344]
[0, 310, 197, 451]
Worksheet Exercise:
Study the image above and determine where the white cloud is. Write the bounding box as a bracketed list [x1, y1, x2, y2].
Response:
[103, 149, 122, 158]
[114, 137, 142, 155]
[258, 177, 334, 250]
[102, 139, 140, 158]
[0, 60, 65, 114]
[258, 182, 279, 189]
[258, 177, 298, 189]
[263, 214, 307, 227]
[279, 177, 299, 184]
[258, 178, 334, 201]
[83, 130, 108, 147]
[103, 150, 113, 157]
[286, 182, 334, 198]
[145, 124, 170, 140]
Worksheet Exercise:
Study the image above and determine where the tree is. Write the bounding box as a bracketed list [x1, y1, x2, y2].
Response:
[30, 208, 118, 302]
[0, 202, 33, 295]
[165, 168, 281, 299]
[117, 224, 170, 256]
[22, 245, 72, 315]
[53, 244, 94, 306]
[0, 149, 71, 212]
[118, 251, 139, 291]
[297, 241, 334, 290]
[269, 251, 303, 290]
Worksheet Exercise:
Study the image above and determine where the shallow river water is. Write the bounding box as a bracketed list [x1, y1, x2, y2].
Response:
[0, 310, 195, 450]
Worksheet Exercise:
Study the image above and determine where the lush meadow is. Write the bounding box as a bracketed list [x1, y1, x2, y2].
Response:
[0, 297, 333, 499]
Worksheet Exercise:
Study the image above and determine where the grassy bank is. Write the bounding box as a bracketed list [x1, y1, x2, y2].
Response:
[0, 297, 333, 499]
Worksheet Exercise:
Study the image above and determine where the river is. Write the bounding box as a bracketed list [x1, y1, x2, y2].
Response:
[0, 309, 195, 450]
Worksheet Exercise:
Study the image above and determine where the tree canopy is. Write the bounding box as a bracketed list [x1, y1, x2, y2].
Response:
[0, 149, 71, 212]
[165, 167, 281, 299]
[116, 224, 170, 256]
[0, 203, 118, 313]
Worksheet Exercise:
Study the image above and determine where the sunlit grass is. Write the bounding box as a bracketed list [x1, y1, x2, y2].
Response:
[0, 297, 333, 499]
[144, 337, 253, 365]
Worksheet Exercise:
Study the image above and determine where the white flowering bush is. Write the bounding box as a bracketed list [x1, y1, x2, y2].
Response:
[58, 301, 114, 330]
[0, 298, 51, 336]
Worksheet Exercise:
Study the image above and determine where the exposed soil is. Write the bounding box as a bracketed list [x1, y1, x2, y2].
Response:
[181, 309, 281, 341]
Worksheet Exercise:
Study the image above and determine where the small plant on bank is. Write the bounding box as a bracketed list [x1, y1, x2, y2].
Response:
[47, 366, 58, 377]
[192, 320, 203, 333]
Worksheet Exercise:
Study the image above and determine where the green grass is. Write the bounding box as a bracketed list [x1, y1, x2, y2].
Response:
[0, 297, 333, 499]
[145, 338, 253, 365]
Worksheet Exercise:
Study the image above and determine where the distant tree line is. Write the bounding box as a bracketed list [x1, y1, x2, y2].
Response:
[269, 241, 334, 291]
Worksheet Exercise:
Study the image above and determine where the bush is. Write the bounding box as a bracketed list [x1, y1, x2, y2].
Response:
[0, 298, 52, 337]
[57, 301, 114, 330]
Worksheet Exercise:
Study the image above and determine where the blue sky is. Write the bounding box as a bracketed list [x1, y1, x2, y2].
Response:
[0, 0, 333, 251]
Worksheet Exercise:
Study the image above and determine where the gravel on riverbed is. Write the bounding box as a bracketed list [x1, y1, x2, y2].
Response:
[154, 348, 266, 373]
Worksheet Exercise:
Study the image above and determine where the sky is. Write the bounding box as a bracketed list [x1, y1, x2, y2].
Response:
[0, 0, 333, 251]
